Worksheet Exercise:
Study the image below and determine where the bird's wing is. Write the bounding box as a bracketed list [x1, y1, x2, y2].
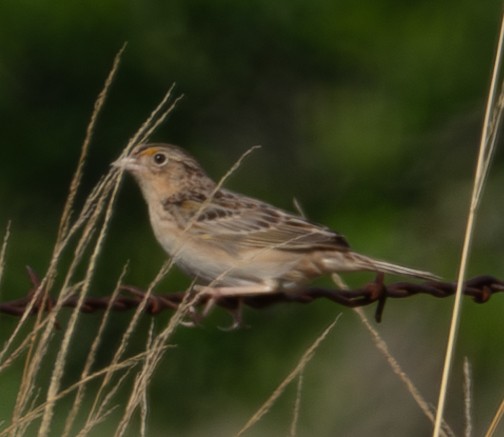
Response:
[189, 190, 350, 252]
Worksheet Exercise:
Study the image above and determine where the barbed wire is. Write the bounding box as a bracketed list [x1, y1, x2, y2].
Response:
[0, 268, 502, 324]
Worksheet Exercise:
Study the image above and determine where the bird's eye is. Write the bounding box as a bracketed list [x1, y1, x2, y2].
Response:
[153, 152, 168, 166]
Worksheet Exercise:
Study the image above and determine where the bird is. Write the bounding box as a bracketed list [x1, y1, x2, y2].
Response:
[113, 143, 438, 298]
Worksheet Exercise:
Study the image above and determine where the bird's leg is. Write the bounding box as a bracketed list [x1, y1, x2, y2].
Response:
[218, 299, 248, 331]
[179, 304, 204, 328]
[331, 273, 349, 290]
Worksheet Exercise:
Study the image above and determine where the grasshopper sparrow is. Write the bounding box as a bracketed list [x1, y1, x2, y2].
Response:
[114, 143, 437, 297]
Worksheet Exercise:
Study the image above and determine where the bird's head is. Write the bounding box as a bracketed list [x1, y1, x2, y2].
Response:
[113, 143, 213, 203]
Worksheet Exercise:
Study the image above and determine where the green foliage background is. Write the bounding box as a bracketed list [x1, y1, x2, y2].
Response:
[0, 1, 503, 436]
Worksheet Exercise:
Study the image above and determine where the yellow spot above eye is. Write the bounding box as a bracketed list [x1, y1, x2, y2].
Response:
[139, 148, 162, 158]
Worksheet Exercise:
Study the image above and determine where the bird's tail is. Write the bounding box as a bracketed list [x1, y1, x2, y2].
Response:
[325, 251, 440, 281]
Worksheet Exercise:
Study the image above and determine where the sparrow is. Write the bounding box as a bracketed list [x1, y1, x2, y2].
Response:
[114, 143, 437, 297]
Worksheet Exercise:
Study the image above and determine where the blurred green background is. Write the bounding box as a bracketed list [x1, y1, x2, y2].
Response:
[1, 1, 503, 436]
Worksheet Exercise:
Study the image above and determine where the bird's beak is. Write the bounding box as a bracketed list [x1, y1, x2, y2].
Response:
[111, 156, 140, 172]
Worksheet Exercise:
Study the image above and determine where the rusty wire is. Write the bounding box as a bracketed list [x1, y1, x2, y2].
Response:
[0, 268, 502, 323]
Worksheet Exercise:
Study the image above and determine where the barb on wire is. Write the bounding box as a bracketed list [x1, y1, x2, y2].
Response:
[0, 268, 502, 325]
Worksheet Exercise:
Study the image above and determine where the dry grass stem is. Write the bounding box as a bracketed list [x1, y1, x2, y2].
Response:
[38, 154, 122, 436]
[0, 352, 145, 437]
[85, 258, 178, 430]
[114, 288, 199, 436]
[463, 357, 472, 437]
[433, 13, 504, 436]
[0, 221, 11, 290]
[289, 373, 304, 437]
[236, 316, 340, 437]
[76, 369, 134, 437]
[139, 321, 155, 437]
[353, 308, 455, 437]
[485, 398, 504, 437]
[138, 321, 158, 437]
[485, 400, 504, 437]
[115, 83, 178, 161]
[57, 43, 127, 244]
[61, 265, 130, 437]
[138, 91, 184, 146]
